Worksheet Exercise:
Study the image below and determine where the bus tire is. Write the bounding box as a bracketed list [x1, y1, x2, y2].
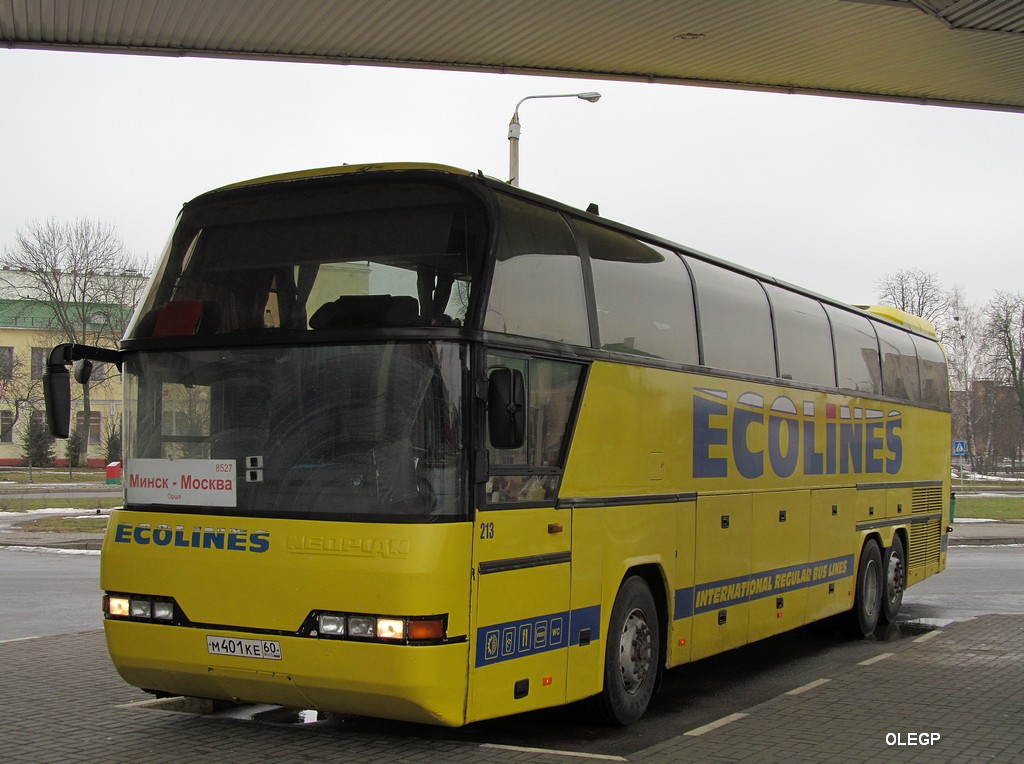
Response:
[851, 539, 883, 637]
[880, 534, 906, 623]
[594, 576, 660, 726]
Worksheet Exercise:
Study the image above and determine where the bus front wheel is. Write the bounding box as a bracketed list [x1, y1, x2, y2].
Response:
[594, 576, 660, 725]
[880, 534, 906, 623]
[851, 539, 883, 637]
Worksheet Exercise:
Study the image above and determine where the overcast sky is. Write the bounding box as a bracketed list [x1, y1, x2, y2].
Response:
[1, 48, 1022, 308]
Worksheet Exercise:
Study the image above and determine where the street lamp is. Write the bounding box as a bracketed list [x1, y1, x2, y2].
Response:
[508, 92, 601, 187]
[953, 313, 968, 495]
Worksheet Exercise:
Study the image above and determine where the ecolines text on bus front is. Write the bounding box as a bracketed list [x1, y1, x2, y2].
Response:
[692, 388, 903, 480]
[113, 522, 270, 553]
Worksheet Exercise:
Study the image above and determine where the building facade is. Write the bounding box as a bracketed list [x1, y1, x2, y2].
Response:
[951, 379, 1024, 474]
[0, 297, 123, 467]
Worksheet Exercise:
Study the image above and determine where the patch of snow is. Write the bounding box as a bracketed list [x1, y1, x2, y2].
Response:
[0, 545, 100, 556]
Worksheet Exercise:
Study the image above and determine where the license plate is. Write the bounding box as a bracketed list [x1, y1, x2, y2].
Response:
[206, 635, 282, 660]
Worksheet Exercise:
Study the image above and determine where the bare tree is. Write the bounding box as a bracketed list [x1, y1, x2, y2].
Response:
[875, 268, 948, 326]
[1, 218, 148, 465]
[984, 291, 1024, 437]
[945, 288, 988, 472]
[0, 350, 42, 446]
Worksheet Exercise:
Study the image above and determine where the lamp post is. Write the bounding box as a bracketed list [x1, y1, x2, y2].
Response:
[953, 313, 967, 496]
[508, 92, 601, 187]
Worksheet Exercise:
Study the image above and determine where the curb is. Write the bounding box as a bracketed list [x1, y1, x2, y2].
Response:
[948, 536, 1024, 547]
[0, 539, 104, 550]
[0, 484, 121, 494]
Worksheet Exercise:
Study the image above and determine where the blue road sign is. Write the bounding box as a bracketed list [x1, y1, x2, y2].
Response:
[953, 440, 967, 456]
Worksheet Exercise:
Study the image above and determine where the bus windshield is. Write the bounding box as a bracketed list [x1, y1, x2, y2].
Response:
[127, 177, 487, 339]
[123, 342, 466, 522]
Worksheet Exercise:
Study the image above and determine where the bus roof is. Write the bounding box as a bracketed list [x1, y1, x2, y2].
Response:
[211, 162, 475, 193]
[857, 305, 938, 338]
[196, 163, 941, 344]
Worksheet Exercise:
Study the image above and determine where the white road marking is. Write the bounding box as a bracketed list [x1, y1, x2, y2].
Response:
[684, 711, 749, 736]
[786, 677, 832, 695]
[480, 744, 628, 761]
[858, 652, 895, 666]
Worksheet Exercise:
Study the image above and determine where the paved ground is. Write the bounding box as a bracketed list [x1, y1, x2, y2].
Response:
[1, 613, 1021, 762]
[1, 507, 1022, 762]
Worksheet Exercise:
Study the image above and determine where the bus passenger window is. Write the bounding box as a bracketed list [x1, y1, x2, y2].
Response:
[765, 285, 836, 387]
[913, 335, 950, 407]
[876, 323, 921, 401]
[576, 220, 698, 364]
[485, 355, 583, 504]
[686, 257, 775, 377]
[485, 197, 590, 346]
[826, 306, 882, 395]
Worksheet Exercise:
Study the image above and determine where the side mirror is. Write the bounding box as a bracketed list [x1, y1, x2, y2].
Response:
[43, 362, 71, 438]
[487, 367, 526, 449]
[73, 359, 94, 384]
[42, 343, 122, 439]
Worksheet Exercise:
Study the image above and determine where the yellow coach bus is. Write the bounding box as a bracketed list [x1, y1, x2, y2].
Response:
[45, 163, 950, 726]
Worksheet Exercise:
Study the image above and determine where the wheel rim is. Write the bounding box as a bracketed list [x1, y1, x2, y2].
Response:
[618, 607, 653, 695]
[886, 552, 904, 604]
[863, 558, 880, 617]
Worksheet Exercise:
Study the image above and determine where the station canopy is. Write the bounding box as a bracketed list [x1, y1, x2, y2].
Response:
[3, 0, 1024, 113]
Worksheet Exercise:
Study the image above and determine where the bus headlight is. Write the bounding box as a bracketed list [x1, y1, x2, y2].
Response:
[152, 601, 175, 621]
[347, 615, 376, 638]
[376, 618, 404, 641]
[310, 611, 447, 644]
[317, 613, 346, 636]
[108, 595, 131, 617]
[104, 593, 179, 624]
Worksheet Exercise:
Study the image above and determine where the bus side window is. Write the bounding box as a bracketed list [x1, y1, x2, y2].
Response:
[826, 306, 882, 395]
[575, 220, 698, 364]
[913, 335, 950, 407]
[485, 354, 583, 504]
[765, 285, 836, 387]
[484, 197, 590, 346]
[876, 322, 921, 401]
[686, 256, 775, 377]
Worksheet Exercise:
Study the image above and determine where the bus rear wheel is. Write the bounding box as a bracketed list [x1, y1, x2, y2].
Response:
[851, 539, 883, 637]
[594, 576, 660, 726]
[881, 534, 906, 623]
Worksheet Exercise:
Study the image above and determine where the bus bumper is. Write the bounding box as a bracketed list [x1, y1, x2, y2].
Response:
[105, 620, 470, 726]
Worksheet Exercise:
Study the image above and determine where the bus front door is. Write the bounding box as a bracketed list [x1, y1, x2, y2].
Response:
[468, 354, 585, 721]
[469, 502, 573, 721]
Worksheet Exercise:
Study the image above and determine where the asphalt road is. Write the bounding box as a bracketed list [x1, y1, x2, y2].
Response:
[0, 548, 101, 640]
[1, 544, 1020, 758]
[900, 545, 1024, 622]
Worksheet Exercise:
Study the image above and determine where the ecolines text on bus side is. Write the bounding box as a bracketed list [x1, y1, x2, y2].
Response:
[692, 388, 903, 480]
